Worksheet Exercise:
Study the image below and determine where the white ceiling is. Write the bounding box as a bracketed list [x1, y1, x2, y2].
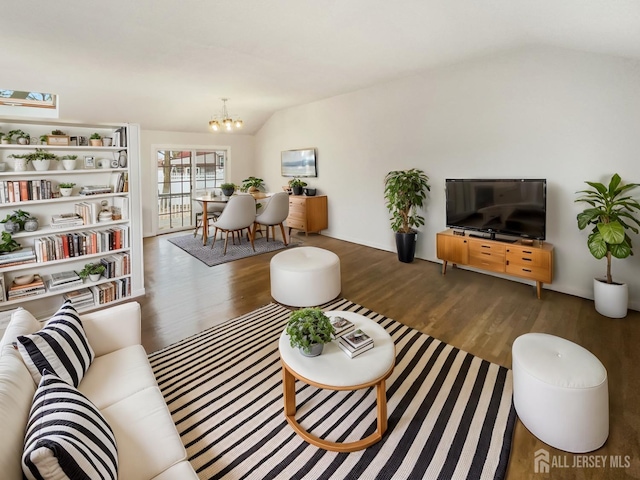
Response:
[2, 0, 639, 135]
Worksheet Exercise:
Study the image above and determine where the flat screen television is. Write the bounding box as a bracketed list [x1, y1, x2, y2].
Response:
[445, 179, 547, 240]
[281, 148, 317, 177]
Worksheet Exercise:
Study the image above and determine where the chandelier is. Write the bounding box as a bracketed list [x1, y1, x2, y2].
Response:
[208, 98, 243, 132]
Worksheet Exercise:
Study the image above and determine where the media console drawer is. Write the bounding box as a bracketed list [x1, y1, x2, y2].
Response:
[437, 230, 554, 299]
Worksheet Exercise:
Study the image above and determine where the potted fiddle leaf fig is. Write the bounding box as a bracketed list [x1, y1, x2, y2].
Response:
[384, 168, 431, 263]
[285, 308, 335, 357]
[576, 173, 640, 318]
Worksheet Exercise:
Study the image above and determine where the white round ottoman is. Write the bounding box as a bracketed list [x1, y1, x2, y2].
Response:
[270, 247, 341, 307]
[512, 333, 608, 453]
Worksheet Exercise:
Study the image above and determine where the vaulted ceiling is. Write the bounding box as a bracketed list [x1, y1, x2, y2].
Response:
[2, 0, 639, 134]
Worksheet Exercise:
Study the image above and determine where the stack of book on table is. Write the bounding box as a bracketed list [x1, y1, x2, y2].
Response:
[51, 213, 84, 229]
[43, 270, 83, 292]
[7, 275, 46, 300]
[330, 315, 355, 338]
[0, 248, 37, 267]
[337, 328, 374, 358]
[63, 288, 95, 310]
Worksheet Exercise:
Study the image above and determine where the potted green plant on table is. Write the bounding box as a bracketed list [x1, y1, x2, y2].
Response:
[59, 182, 76, 197]
[241, 176, 264, 193]
[220, 183, 236, 196]
[78, 262, 106, 282]
[289, 178, 307, 196]
[576, 173, 640, 318]
[1, 209, 33, 233]
[0, 232, 21, 253]
[90, 133, 103, 146]
[285, 308, 335, 357]
[383, 168, 431, 263]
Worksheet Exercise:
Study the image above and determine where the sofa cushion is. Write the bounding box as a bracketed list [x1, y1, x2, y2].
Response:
[79, 344, 159, 410]
[22, 372, 118, 480]
[152, 461, 200, 479]
[0, 308, 40, 350]
[17, 301, 94, 387]
[101, 386, 187, 479]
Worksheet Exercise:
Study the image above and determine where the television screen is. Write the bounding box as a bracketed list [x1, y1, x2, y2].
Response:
[281, 148, 317, 177]
[445, 179, 547, 240]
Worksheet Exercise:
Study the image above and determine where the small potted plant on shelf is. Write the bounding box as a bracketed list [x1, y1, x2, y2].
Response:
[220, 182, 236, 196]
[0, 231, 21, 254]
[241, 176, 264, 193]
[0, 131, 7, 144]
[285, 308, 335, 357]
[39, 134, 48, 145]
[90, 133, 103, 146]
[288, 178, 307, 195]
[78, 262, 106, 282]
[61, 154, 78, 171]
[575, 173, 640, 318]
[1, 209, 32, 233]
[9, 149, 58, 172]
[58, 182, 76, 197]
[384, 168, 431, 263]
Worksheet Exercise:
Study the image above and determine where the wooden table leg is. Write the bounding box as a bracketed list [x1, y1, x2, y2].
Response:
[282, 364, 296, 417]
[376, 379, 388, 435]
[202, 206, 208, 246]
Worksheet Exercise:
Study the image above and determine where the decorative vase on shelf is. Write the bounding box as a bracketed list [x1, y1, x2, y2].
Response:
[89, 274, 102, 282]
[31, 159, 51, 171]
[3, 221, 19, 233]
[62, 159, 76, 170]
[24, 218, 38, 232]
[103, 137, 113, 147]
[59, 187, 73, 197]
[13, 158, 27, 171]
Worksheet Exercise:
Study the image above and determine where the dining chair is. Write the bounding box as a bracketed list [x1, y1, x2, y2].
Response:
[192, 199, 226, 238]
[210, 194, 256, 254]
[253, 191, 290, 245]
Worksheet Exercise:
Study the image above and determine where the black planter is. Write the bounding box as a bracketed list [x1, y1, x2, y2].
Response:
[292, 186, 303, 195]
[221, 187, 235, 196]
[395, 231, 417, 263]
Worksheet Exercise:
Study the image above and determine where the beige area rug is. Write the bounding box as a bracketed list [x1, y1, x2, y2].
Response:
[149, 298, 515, 480]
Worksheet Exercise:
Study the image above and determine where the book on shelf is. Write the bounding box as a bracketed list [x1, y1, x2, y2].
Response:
[341, 329, 374, 350]
[51, 212, 85, 228]
[44, 276, 84, 292]
[8, 275, 46, 299]
[330, 315, 355, 338]
[49, 270, 82, 286]
[337, 338, 375, 358]
[0, 248, 36, 262]
[79, 185, 113, 196]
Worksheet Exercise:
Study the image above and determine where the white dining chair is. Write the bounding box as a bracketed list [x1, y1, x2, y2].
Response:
[253, 191, 290, 245]
[192, 198, 226, 238]
[210, 194, 256, 254]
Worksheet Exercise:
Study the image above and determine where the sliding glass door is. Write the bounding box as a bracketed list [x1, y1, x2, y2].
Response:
[156, 149, 227, 232]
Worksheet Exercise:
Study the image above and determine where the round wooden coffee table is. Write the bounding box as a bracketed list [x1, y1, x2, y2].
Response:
[278, 311, 395, 452]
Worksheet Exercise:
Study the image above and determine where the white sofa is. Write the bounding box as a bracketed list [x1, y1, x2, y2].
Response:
[0, 302, 198, 479]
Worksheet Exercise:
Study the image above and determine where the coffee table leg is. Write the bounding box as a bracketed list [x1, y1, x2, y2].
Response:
[282, 364, 296, 417]
[377, 379, 388, 435]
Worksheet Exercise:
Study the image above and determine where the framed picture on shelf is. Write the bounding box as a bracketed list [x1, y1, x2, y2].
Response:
[78, 136, 88, 146]
[84, 156, 95, 169]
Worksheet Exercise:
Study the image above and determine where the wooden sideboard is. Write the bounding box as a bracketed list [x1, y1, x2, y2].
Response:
[287, 195, 328, 235]
[436, 230, 554, 299]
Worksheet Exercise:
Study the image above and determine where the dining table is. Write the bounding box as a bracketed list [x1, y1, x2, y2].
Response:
[195, 192, 272, 245]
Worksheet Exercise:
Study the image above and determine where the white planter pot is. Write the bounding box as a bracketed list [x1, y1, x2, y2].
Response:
[59, 187, 73, 197]
[62, 159, 76, 170]
[13, 158, 27, 171]
[31, 159, 51, 171]
[89, 273, 102, 282]
[593, 278, 628, 318]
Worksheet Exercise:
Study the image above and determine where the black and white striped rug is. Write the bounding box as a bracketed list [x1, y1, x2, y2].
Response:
[149, 299, 515, 480]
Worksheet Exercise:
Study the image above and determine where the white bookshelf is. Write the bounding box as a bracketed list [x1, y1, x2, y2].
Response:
[0, 119, 144, 319]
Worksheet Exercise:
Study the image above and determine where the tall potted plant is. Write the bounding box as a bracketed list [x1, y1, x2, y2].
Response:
[384, 168, 431, 263]
[576, 173, 640, 318]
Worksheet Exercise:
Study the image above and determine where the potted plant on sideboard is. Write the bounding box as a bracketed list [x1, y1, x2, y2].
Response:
[384, 168, 431, 263]
[289, 178, 307, 196]
[285, 308, 335, 357]
[576, 173, 640, 318]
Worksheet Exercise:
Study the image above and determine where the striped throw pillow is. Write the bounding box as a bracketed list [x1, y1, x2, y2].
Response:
[17, 300, 95, 387]
[22, 372, 118, 480]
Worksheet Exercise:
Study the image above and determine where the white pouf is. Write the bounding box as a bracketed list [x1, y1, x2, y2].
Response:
[512, 333, 609, 453]
[270, 247, 341, 307]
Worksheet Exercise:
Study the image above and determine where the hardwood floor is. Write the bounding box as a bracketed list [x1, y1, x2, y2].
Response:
[140, 232, 640, 479]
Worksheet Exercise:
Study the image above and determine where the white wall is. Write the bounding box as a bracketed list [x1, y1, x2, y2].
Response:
[139, 130, 255, 237]
[253, 46, 640, 309]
